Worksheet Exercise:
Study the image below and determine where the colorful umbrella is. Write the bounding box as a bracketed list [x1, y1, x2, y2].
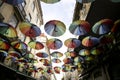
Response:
[44, 20, 66, 37]
[63, 58, 73, 64]
[111, 19, 120, 33]
[54, 66, 61, 74]
[62, 64, 76, 72]
[19, 22, 41, 38]
[99, 34, 114, 44]
[28, 41, 44, 50]
[65, 51, 77, 57]
[0, 22, 18, 38]
[92, 19, 113, 35]
[0, 39, 10, 50]
[69, 20, 91, 36]
[91, 47, 101, 56]
[36, 52, 48, 58]
[64, 38, 81, 48]
[74, 56, 84, 63]
[41, 0, 60, 4]
[76, 0, 95, 3]
[2, 0, 24, 6]
[8, 50, 21, 57]
[52, 58, 61, 63]
[24, 53, 34, 59]
[79, 49, 90, 56]
[17, 57, 28, 63]
[46, 38, 63, 50]
[13, 41, 27, 50]
[82, 36, 99, 47]
[50, 51, 63, 58]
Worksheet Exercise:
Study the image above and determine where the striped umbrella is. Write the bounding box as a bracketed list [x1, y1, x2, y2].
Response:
[44, 20, 66, 37]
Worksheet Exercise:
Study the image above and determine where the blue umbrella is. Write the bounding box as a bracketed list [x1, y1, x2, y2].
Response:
[2, 0, 24, 6]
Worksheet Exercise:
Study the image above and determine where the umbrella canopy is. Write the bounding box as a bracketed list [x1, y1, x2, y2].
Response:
[19, 22, 41, 38]
[2, 0, 24, 6]
[82, 36, 99, 47]
[36, 52, 48, 58]
[0, 39, 10, 50]
[13, 41, 27, 50]
[41, 0, 60, 4]
[0, 22, 18, 38]
[92, 19, 113, 35]
[62, 64, 76, 72]
[99, 33, 114, 44]
[74, 56, 84, 63]
[44, 20, 66, 37]
[46, 38, 63, 50]
[54, 66, 61, 74]
[24, 53, 34, 59]
[28, 41, 44, 50]
[17, 57, 28, 63]
[79, 49, 90, 56]
[91, 47, 101, 56]
[50, 51, 63, 58]
[65, 51, 77, 57]
[8, 50, 21, 57]
[64, 38, 81, 48]
[69, 20, 91, 36]
[63, 58, 73, 64]
[52, 58, 61, 63]
[76, 0, 95, 3]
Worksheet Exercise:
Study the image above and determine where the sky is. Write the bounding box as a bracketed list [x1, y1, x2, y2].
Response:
[40, 0, 77, 80]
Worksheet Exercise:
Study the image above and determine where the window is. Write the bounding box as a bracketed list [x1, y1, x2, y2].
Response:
[8, 14, 18, 28]
[31, 1, 35, 11]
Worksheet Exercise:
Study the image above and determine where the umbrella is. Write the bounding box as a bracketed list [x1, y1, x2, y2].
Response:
[76, 0, 95, 3]
[92, 19, 113, 35]
[63, 58, 73, 64]
[28, 41, 44, 50]
[50, 51, 63, 58]
[39, 59, 51, 66]
[65, 51, 77, 57]
[41, 0, 60, 4]
[69, 20, 91, 36]
[64, 38, 81, 48]
[46, 38, 63, 50]
[17, 57, 28, 63]
[44, 20, 66, 37]
[79, 49, 90, 56]
[19, 22, 41, 38]
[36, 52, 48, 58]
[74, 56, 84, 63]
[91, 47, 101, 56]
[54, 66, 61, 74]
[82, 36, 99, 47]
[99, 34, 114, 44]
[0, 39, 10, 50]
[24, 53, 34, 59]
[62, 64, 76, 72]
[0, 22, 18, 38]
[13, 41, 27, 50]
[8, 50, 21, 57]
[1, 0, 24, 6]
[52, 58, 61, 63]
[84, 56, 94, 61]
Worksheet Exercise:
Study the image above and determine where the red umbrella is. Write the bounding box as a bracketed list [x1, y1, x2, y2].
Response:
[64, 38, 81, 48]
[46, 38, 63, 50]
[19, 22, 41, 38]
[28, 40, 44, 50]
[82, 36, 99, 47]
[36, 52, 48, 58]
[69, 20, 91, 36]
